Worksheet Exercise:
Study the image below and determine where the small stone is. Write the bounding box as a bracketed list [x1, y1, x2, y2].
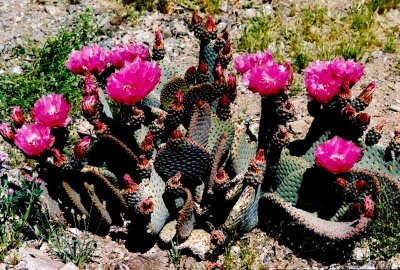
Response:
[11, 66, 23, 75]
[59, 262, 79, 270]
[263, 4, 273, 15]
[352, 246, 370, 264]
[44, 5, 59, 16]
[220, 1, 229, 12]
[289, 120, 306, 134]
[389, 105, 400, 112]
[245, 9, 257, 18]
[231, 245, 240, 255]
[171, 20, 187, 36]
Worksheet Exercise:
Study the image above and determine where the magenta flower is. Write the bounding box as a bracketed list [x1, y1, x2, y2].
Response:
[15, 124, 55, 157]
[233, 51, 274, 75]
[108, 44, 149, 69]
[106, 59, 161, 105]
[241, 60, 291, 97]
[32, 93, 71, 128]
[331, 58, 364, 86]
[315, 136, 362, 174]
[305, 60, 342, 104]
[65, 45, 108, 74]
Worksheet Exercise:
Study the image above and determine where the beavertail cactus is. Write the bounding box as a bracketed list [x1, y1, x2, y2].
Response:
[1, 14, 398, 263]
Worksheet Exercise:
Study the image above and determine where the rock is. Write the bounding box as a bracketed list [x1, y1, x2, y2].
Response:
[389, 253, 400, 269]
[289, 120, 306, 134]
[59, 262, 79, 270]
[44, 5, 61, 16]
[171, 20, 187, 36]
[16, 247, 64, 270]
[245, 9, 257, 18]
[11, 66, 23, 75]
[231, 245, 240, 255]
[263, 4, 273, 15]
[352, 246, 370, 264]
[220, 1, 229, 13]
[389, 105, 400, 112]
[177, 230, 211, 260]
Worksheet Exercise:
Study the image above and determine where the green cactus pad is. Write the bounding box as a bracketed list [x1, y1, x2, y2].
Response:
[183, 83, 217, 119]
[143, 61, 181, 108]
[356, 145, 400, 179]
[223, 185, 260, 234]
[147, 169, 170, 235]
[187, 104, 212, 147]
[206, 114, 234, 153]
[61, 181, 89, 216]
[177, 229, 211, 260]
[176, 188, 195, 241]
[200, 42, 217, 82]
[330, 204, 351, 222]
[231, 129, 258, 175]
[81, 166, 127, 211]
[299, 131, 331, 165]
[208, 133, 228, 192]
[154, 138, 211, 182]
[260, 193, 370, 241]
[160, 77, 188, 110]
[83, 182, 113, 229]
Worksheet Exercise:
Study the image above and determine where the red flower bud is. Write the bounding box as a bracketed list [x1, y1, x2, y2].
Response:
[284, 61, 293, 85]
[205, 14, 217, 33]
[341, 104, 356, 120]
[215, 62, 224, 79]
[358, 81, 376, 104]
[52, 148, 67, 167]
[171, 129, 183, 140]
[198, 61, 209, 74]
[141, 132, 154, 152]
[218, 95, 230, 108]
[74, 136, 91, 159]
[356, 113, 371, 126]
[336, 177, 348, 188]
[154, 30, 163, 47]
[173, 89, 184, 106]
[222, 30, 230, 41]
[226, 73, 236, 90]
[186, 66, 197, 75]
[11, 107, 26, 128]
[363, 195, 374, 218]
[355, 180, 368, 191]
[222, 42, 232, 55]
[0, 123, 15, 143]
[140, 197, 155, 215]
[191, 11, 203, 25]
[255, 148, 266, 165]
[196, 99, 206, 109]
[82, 95, 99, 116]
[138, 154, 150, 166]
[123, 174, 138, 193]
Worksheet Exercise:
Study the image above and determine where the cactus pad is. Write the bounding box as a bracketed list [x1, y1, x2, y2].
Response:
[160, 77, 188, 110]
[154, 138, 211, 182]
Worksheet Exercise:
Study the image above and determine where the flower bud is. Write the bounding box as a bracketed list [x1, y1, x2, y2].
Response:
[11, 107, 26, 128]
[0, 123, 15, 143]
[74, 136, 91, 159]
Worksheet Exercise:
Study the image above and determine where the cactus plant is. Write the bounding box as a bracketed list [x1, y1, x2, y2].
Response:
[0, 13, 399, 263]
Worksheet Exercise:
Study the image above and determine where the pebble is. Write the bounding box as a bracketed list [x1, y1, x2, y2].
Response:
[44, 5, 59, 16]
[11, 65, 23, 75]
[389, 105, 400, 112]
[289, 119, 306, 134]
[245, 8, 257, 18]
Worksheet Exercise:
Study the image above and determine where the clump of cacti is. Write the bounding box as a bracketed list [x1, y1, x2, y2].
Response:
[0, 12, 399, 262]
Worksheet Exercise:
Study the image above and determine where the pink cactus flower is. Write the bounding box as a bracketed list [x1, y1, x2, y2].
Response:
[31, 93, 71, 128]
[305, 60, 342, 104]
[106, 59, 161, 105]
[11, 106, 26, 128]
[65, 45, 108, 74]
[0, 123, 15, 143]
[108, 44, 149, 69]
[331, 58, 364, 86]
[233, 51, 274, 75]
[363, 195, 374, 218]
[14, 124, 55, 157]
[315, 136, 362, 174]
[241, 59, 291, 97]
